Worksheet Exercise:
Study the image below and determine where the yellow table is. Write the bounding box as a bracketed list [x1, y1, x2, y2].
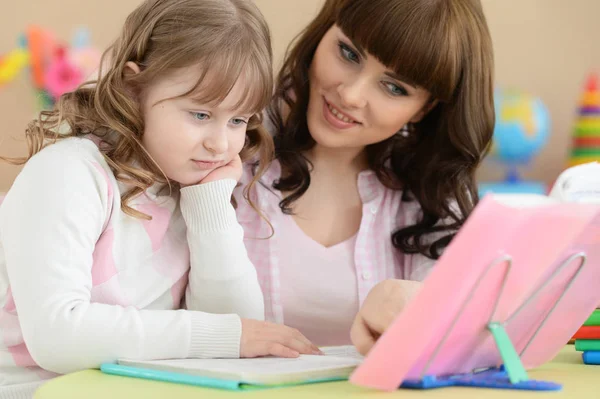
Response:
[35, 346, 599, 399]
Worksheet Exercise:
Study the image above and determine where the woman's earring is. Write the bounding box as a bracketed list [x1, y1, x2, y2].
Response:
[398, 124, 410, 138]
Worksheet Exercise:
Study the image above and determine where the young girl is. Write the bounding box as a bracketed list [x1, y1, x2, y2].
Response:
[0, 0, 317, 396]
[236, 0, 495, 346]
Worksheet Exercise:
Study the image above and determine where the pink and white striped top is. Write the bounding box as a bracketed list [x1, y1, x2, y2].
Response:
[234, 160, 438, 325]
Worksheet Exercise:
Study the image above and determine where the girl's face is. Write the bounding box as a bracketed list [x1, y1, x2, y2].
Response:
[138, 65, 251, 186]
[306, 25, 433, 152]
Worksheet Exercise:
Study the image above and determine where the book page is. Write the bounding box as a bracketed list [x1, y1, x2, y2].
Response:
[119, 345, 363, 377]
[321, 345, 364, 359]
[550, 162, 600, 203]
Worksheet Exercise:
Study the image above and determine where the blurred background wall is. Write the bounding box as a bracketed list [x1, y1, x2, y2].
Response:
[1, 0, 599, 191]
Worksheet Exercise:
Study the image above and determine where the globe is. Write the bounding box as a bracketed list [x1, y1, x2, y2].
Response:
[491, 89, 550, 168]
[479, 89, 551, 195]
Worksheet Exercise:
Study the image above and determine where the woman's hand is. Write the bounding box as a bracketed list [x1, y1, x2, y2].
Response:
[350, 279, 422, 355]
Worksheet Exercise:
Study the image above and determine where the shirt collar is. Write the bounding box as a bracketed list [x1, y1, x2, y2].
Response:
[255, 160, 387, 207]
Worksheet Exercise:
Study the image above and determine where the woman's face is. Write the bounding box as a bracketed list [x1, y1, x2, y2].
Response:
[306, 25, 433, 151]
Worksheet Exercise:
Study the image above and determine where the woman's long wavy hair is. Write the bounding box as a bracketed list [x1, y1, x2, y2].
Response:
[269, 0, 495, 259]
[5, 0, 274, 219]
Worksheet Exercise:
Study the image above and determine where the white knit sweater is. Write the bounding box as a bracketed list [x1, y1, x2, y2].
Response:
[0, 137, 264, 398]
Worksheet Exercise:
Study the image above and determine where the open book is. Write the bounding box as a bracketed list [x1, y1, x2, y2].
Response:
[492, 162, 600, 206]
[350, 163, 600, 391]
[101, 346, 363, 390]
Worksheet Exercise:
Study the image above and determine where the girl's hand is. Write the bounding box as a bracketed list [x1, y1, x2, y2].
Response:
[240, 319, 323, 358]
[201, 155, 243, 184]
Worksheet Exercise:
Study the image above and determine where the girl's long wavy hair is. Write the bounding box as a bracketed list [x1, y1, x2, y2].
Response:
[5, 0, 274, 219]
[269, 0, 495, 259]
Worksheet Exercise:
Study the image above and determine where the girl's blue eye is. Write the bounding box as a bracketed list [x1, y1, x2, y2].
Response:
[384, 82, 408, 96]
[191, 112, 209, 120]
[338, 42, 360, 63]
[231, 118, 248, 126]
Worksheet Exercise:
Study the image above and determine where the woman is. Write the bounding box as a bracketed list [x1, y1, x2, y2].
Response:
[235, 0, 495, 346]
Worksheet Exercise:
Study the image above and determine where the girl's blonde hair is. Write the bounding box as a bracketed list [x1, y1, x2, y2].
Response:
[8, 0, 274, 219]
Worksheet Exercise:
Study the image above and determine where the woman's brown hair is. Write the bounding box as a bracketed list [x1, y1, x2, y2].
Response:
[269, 0, 495, 259]
[5, 0, 274, 219]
